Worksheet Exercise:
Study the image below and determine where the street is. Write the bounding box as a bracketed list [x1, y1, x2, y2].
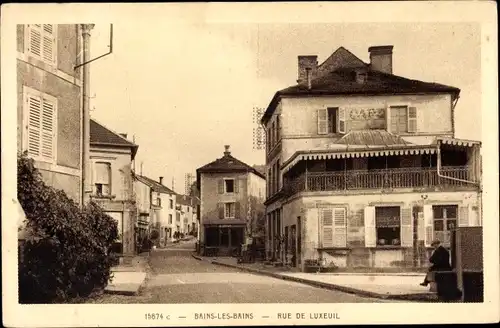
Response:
[91, 240, 400, 303]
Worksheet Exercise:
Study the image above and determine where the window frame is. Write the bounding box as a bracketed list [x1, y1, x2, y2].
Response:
[224, 202, 236, 219]
[22, 86, 58, 164]
[374, 206, 402, 247]
[387, 103, 417, 134]
[432, 204, 458, 247]
[24, 24, 58, 66]
[93, 161, 112, 197]
[224, 178, 235, 193]
[318, 107, 345, 135]
[319, 206, 347, 248]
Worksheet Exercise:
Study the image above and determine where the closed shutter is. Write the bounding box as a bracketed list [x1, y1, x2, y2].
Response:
[41, 99, 55, 159]
[364, 206, 376, 247]
[218, 203, 224, 219]
[27, 24, 56, 63]
[217, 179, 224, 194]
[333, 208, 347, 247]
[338, 108, 346, 134]
[317, 109, 328, 135]
[423, 204, 434, 247]
[385, 106, 391, 133]
[28, 25, 42, 57]
[234, 179, 240, 193]
[321, 209, 333, 247]
[407, 107, 417, 133]
[27, 95, 42, 157]
[458, 205, 470, 227]
[400, 207, 413, 247]
[42, 24, 55, 63]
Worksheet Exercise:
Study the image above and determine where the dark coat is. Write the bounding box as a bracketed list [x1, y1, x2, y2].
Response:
[429, 245, 452, 271]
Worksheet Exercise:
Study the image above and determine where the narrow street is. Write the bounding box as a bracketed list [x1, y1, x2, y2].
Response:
[91, 240, 401, 303]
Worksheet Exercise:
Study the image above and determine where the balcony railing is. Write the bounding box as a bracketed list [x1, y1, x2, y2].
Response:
[284, 166, 474, 194]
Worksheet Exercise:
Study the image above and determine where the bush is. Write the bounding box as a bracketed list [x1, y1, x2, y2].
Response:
[17, 153, 118, 303]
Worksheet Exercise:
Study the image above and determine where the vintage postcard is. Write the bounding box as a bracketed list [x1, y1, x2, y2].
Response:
[1, 1, 499, 327]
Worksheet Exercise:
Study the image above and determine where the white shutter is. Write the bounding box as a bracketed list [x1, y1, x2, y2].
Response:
[40, 99, 55, 159]
[234, 179, 240, 193]
[218, 179, 224, 194]
[27, 95, 42, 157]
[28, 25, 42, 57]
[321, 209, 334, 247]
[364, 206, 376, 247]
[386, 106, 391, 133]
[317, 109, 328, 135]
[458, 205, 470, 227]
[333, 208, 347, 247]
[423, 204, 434, 247]
[417, 211, 425, 241]
[400, 207, 413, 247]
[407, 107, 417, 133]
[338, 108, 346, 134]
[95, 163, 110, 184]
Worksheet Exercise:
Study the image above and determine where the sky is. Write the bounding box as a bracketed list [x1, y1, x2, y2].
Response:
[88, 22, 481, 194]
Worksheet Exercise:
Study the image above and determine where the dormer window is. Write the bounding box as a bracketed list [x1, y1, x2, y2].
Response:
[356, 72, 368, 84]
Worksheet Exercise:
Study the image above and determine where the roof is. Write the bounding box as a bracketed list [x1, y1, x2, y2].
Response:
[134, 174, 176, 194]
[90, 119, 139, 158]
[336, 130, 412, 147]
[197, 154, 266, 180]
[176, 194, 198, 206]
[261, 46, 460, 124]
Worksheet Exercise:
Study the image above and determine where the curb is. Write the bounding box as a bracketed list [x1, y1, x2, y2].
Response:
[200, 256, 437, 302]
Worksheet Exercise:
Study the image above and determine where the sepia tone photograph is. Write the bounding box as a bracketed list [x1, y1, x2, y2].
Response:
[1, 2, 498, 327]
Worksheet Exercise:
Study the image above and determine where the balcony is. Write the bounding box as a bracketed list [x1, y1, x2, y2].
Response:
[284, 166, 475, 195]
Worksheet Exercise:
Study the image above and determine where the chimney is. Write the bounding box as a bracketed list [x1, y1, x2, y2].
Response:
[306, 68, 312, 90]
[224, 145, 231, 156]
[368, 45, 394, 74]
[119, 133, 128, 139]
[159, 176, 163, 185]
[297, 55, 318, 86]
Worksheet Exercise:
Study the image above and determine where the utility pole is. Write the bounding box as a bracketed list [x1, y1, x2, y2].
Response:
[81, 23, 95, 206]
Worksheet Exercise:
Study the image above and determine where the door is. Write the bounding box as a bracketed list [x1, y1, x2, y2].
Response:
[297, 216, 302, 266]
[106, 212, 124, 253]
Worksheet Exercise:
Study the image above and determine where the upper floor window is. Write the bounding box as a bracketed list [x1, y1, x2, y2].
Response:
[225, 179, 234, 193]
[168, 214, 173, 224]
[389, 106, 417, 134]
[25, 24, 57, 65]
[169, 199, 173, 209]
[23, 86, 57, 163]
[225, 202, 235, 218]
[218, 178, 239, 194]
[318, 108, 345, 135]
[94, 162, 111, 196]
[156, 196, 161, 207]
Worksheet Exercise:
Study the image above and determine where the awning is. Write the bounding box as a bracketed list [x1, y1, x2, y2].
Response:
[437, 137, 481, 147]
[282, 146, 437, 173]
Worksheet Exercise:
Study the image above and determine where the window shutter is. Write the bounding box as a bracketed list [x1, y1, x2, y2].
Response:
[217, 179, 224, 194]
[333, 208, 347, 247]
[317, 109, 328, 135]
[364, 206, 376, 247]
[28, 25, 42, 57]
[42, 24, 55, 63]
[385, 106, 391, 132]
[27, 95, 42, 157]
[40, 98, 55, 160]
[218, 203, 224, 219]
[417, 211, 425, 241]
[234, 179, 240, 193]
[235, 202, 241, 218]
[321, 209, 334, 248]
[423, 204, 434, 247]
[400, 207, 413, 247]
[458, 205, 469, 227]
[338, 108, 346, 134]
[407, 107, 417, 133]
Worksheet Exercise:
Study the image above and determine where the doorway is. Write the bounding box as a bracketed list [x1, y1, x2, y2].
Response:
[297, 216, 302, 266]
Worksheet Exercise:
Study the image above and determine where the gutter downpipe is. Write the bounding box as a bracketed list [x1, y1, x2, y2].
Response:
[76, 24, 113, 206]
[436, 140, 479, 185]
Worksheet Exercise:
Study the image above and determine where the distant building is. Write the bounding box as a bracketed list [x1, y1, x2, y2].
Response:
[197, 145, 266, 256]
[176, 194, 199, 236]
[89, 119, 139, 255]
[261, 45, 482, 271]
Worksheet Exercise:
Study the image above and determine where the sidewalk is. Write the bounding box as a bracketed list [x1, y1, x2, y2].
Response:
[192, 254, 437, 302]
[104, 253, 150, 296]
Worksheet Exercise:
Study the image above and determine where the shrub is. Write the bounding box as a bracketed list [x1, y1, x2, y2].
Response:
[17, 153, 118, 303]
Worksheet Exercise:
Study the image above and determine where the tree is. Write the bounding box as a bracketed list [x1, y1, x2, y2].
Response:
[188, 181, 199, 198]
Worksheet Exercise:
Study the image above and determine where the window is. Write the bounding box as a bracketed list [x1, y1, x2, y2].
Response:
[225, 179, 234, 193]
[276, 115, 280, 141]
[271, 122, 275, 147]
[94, 162, 111, 196]
[389, 106, 418, 134]
[26, 24, 57, 65]
[169, 199, 173, 209]
[320, 207, 347, 248]
[433, 205, 457, 246]
[375, 206, 401, 246]
[23, 87, 57, 163]
[318, 108, 345, 135]
[156, 197, 161, 207]
[225, 202, 235, 218]
[169, 214, 173, 224]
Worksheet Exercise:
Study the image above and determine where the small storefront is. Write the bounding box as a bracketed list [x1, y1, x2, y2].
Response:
[203, 222, 245, 257]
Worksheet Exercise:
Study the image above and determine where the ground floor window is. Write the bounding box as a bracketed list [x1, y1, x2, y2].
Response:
[433, 205, 457, 246]
[375, 206, 401, 246]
